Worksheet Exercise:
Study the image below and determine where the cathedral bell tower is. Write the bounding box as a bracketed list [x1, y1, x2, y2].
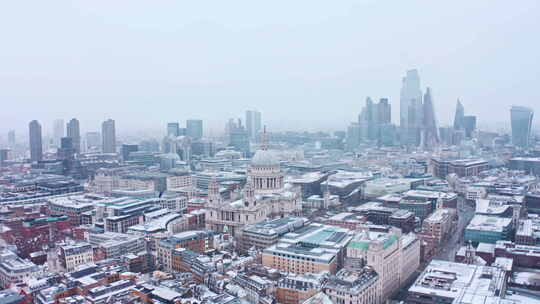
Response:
[208, 176, 222, 205]
[244, 181, 256, 207]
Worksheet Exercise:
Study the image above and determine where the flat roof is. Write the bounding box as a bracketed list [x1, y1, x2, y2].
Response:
[466, 215, 512, 233]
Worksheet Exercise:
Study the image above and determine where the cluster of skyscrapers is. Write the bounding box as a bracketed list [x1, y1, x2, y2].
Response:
[399, 70, 441, 149]
[166, 119, 203, 139]
[28, 118, 117, 162]
[348, 69, 442, 150]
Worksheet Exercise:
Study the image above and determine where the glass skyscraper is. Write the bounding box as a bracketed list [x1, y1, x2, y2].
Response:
[29, 120, 43, 162]
[510, 106, 534, 148]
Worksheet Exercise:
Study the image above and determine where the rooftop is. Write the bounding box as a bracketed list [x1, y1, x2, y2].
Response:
[466, 215, 512, 233]
[408, 260, 505, 302]
[243, 217, 307, 236]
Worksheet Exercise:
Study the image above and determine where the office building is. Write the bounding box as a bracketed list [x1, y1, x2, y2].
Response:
[87, 232, 145, 259]
[66, 118, 81, 154]
[57, 137, 75, 161]
[59, 242, 94, 272]
[0, 149, 8, 167]
[121, 144, 138, 162]
[510, 106, 534, 148]
[407, 260, 506, 303]
[346, 226, 420, 302]
[262, 223, 353, 274]
[29, 120, 43, 162]
[7, 130, 15, 148]
[463, 115, 477, 138]
[102, 119, 116, 153]
[228, 119, 250, 156]
[323, 267, 380, 304]
[358, 97, 392, 144]
[400, 69, 423, 146]
[53, 119, 65, 147]
[240, 217, 307, 253]
[431, 158, 489, 179]
[167, 122, 180, 137]
[453, 99, 465, 130]
[346, 122, 361, 150]
[464, 215, 513, 244]
[246, 110, 262, 139]
[276, 273, 326, 304]
[186, 119, 203, 139]
[157, 231, 215, 270]
[421, 87, 440, 149]
[85, 132, 101, 150]
[48, 195, 96, 226]
[0, 249, 40, 288]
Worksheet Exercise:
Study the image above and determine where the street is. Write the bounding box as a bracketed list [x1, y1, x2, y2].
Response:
[434, 196, 475, 261]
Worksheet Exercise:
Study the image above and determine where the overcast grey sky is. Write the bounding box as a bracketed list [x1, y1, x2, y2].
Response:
[1, 1, 538, 135]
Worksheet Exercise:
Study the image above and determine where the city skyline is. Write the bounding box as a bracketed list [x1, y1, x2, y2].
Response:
[1, 2, 540, 302]
[1, 1, 539, 133]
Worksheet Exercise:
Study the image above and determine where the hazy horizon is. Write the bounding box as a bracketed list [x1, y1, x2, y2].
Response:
[1, 1, 539, 136]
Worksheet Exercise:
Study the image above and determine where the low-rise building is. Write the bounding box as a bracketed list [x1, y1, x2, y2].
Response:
[87, 232, 145, 260]
[262, 224, 353, 274]
[240, 217, 307, 253]
[353, 202, 415, 233]
[407, 260, 506, 303]
[431, 158, 489, 179]
[47, 195, 97, 226]
[59, 243, 94, 272]
[157, 231, 215, 270]
[0, 249, 40, 288]
[464, 215, 513, 244]
[516, 218, 540, 246]
[276, 273, 326, 304]
[419, 208, 457, 259]
[171, 248, 216, 282]
[323, 267, 380, 304]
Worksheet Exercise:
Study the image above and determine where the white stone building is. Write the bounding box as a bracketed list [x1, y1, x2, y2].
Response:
[205, 148, 302, 237]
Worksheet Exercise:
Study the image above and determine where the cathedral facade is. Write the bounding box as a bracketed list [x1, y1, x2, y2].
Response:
[205, 148, 302, 237]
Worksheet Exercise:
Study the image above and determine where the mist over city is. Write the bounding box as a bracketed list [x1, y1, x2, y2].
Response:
[0, 1, 539, 304]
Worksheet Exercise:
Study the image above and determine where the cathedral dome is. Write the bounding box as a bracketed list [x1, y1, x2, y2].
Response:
[251, 149, 279, 167]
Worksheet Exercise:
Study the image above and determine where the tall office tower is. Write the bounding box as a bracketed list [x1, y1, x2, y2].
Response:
[400, 69, 423, 146]
[53, 119, 65, 147]
[346, 122, 361, 151]
[246, 110, 262, 139]
[422, 87, 440, 150]
[364, 97, 378, 140]
[186, 119, 203, 139]
[0, 149, 8, 167]
[7, 130, 15, 148]
[29, 120, 43, 162]
[225, 118, 236, 135]
[510, 106, 534, 148]
[377, 98, 391, 124]
[453, 100, 465, 130]
[463, 116, 477, 138]
[229, 119, 250, 156]
[101, 119, 116, 153]
[85, 132, 101, 150]
[376, 98, 392, 146]
[66, 118, 81, 154]
[57, 137, 74, 160]
[167, 122, 180, 137]
[357, 107, 369, 141]
[121, 144, 138, 162]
